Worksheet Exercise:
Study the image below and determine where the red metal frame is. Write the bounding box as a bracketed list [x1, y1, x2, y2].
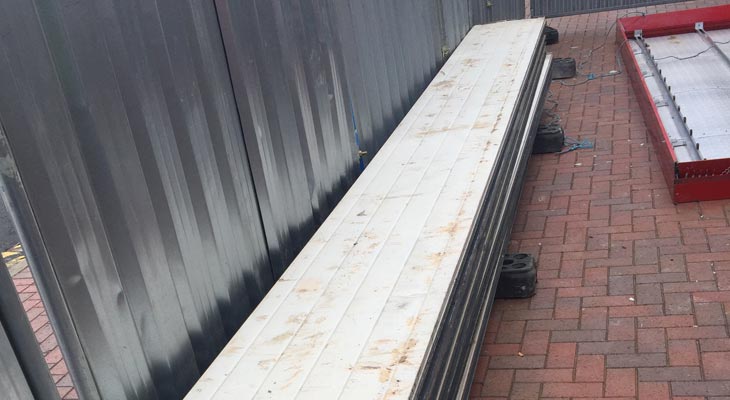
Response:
[618, 5, 730, 203]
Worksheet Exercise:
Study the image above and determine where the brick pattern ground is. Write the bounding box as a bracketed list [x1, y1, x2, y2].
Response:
[12, 265, 77, 399]
[5, 1, 730, 399]
[469, 1, 730, 399]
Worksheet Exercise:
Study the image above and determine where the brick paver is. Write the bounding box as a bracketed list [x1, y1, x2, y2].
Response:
[470, 1, 730, 398]
[11, 264, 77, 399]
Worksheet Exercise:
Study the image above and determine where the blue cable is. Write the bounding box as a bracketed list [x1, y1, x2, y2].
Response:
[558, 136, 593, 154]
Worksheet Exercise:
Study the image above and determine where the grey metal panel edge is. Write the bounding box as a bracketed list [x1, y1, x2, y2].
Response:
[0, 319, 36, 400]
[417, 41, 549, 399]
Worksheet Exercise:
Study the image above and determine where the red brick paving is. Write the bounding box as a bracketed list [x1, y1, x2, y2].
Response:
[470, 0, 730, 398]
[11, 266, 77, 399]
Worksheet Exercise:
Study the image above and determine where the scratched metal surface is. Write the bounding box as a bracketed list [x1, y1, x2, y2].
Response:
[645, 29, 730, 161]
[186, 19, 545, 400]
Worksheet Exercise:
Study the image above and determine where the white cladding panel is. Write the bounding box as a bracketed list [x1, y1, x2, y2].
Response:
[186, 19, 545, 400]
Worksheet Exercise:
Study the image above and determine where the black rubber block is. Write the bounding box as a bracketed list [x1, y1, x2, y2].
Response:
[552, 57, 576, 80]
[533, 124, 564, 154]
[496, 254, 537, 299]
[544, 26, 559, 45]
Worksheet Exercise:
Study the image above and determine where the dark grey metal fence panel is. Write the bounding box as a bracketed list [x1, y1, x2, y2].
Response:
[471, 0, 526, 25]
[0, 0, 272, 398]
[338, 0, 445, 152]
[441, 0, 471, 52]
[214, 0, 359, 276]
[215, 0, 461, 274]
[0, 257, 59, 400]
[531, 0, 684, 17]
[0, 125, 98, 399]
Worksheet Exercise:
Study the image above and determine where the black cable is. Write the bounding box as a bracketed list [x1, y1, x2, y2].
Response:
[558, 11, 646, 87]
[575, 11, 647, 75]
[653, 38, 730, 62]
[558, 38, 631, 87]
[582, 12, 646, 58]
[544, 13, 647, 148]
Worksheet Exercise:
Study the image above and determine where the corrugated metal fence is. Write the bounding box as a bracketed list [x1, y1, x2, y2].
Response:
[472, 0, 526, 25]
[0, 0, 272, 398]
[215, 0, 360, 276]
[531, 0, 685, 17]
[0, 0, 524, 398]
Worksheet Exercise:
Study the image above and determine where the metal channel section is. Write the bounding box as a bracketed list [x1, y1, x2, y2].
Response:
[630, 33, 702, 162]
[0, 257, 59, 400]
[638, 28, 730, 161]
[531, 0, 685, 18]
[698, 24, 730, 66]
[185, 19, 546, 400]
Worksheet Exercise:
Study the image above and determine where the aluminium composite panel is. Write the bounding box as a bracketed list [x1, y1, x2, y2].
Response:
[186, 18, 545, 400]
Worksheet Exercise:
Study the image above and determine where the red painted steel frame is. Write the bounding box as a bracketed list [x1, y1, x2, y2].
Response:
[618, 5, 730, 203]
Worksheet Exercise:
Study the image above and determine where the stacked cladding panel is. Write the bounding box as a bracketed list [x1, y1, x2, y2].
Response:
[186, 18, 552, 400]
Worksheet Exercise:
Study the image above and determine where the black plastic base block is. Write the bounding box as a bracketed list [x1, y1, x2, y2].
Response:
[533, 124, 564, 154]
[496, 254, 537, 299]
[552, 57, 576, 80]
[544, 26, 559, 45]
